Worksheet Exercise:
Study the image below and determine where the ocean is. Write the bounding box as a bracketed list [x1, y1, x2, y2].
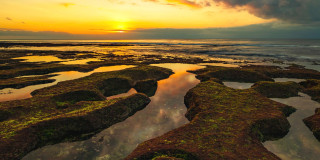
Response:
[2, 39, 320, 61]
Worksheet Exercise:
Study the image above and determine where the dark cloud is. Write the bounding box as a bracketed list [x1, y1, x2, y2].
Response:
[6, 17, 12, 21]
[206, 0, 320, 23]
[143, 0, 320, 23]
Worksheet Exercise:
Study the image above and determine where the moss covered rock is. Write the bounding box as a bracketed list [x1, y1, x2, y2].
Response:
[300, 79, 320, 103]
[0, 65, 173, 160]
[134, 79, 158, 97]
[0, 110, 10, 122]
[191, 66, 273, 83]
[126, 80, 295, 160]
[304, 108, 320, 141]
[190, 64, 320, 83]
[0, 75, 56, 89]
[301, 80, 320, 141]
[252, 81, 302, 98]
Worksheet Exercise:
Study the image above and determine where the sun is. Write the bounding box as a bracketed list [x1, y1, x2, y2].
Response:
[106, 24, 129, 33]
[116, 24, 126, 30]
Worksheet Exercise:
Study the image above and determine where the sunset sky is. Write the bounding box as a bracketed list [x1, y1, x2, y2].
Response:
[1, 0, 320, 39]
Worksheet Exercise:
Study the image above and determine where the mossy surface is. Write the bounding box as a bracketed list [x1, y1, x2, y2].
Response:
[126, 79, 295, 160]
[301, 80, 320, 141]
[190, 65, 320, 83]
[252, 81, 302, 98]
[304, 109, 320, 141]
[0, 48, 221, 80]
[0, 65, 173, 160]
[134, 79, 158, 97]
[0, 63, 80, 79]
[0, 75, 56, 89]
[192, 66, 273, 83]
[300, 79, 320, 103]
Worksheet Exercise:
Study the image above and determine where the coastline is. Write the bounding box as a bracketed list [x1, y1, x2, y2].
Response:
[1, 40, 320, 160]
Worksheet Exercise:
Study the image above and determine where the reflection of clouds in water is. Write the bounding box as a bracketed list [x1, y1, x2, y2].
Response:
[274, 78, 305, 83]
[187, 74, 196, 82]
[0, 87, 34, 102]
[23, 63, 202, 160]
[264, 93, 320, 160]
[157, 72, 199, 96]
[223, 82, 253, 89]
[0, 65, 135, 102]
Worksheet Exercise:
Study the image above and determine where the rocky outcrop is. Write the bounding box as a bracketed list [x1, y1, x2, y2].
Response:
[301, 80, 320, 141]
[134, 79, 158, 97]
[0, 75, 56, 89]
[125, 80, 295, 160]
[304, 108, 320, 141]
[244, 64, 320, 79]
[252, 81, 302, 98]
[300, 79, 320, 103]
[192, 66, 273, 83]
[190, 65, 320, 83]
[0, 65, 173, 160]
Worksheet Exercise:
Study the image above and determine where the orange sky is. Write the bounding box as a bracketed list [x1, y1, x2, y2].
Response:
[0, 0, 274, 34]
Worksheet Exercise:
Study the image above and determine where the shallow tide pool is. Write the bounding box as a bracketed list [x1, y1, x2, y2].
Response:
[3, 62, 320, 160]
[264, 93, 320, 160]
[0, 65, 135, 102]
[22, 63, 204, 160]
[222, 80, 320, 160]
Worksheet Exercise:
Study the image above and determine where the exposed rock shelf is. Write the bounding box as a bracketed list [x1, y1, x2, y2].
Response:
[125, 80, 295, 160]
[190, 65, 320, 83]
[302, 79, 320, 141]
[0, 65, 173, 160]
[126, 65, 320, 160]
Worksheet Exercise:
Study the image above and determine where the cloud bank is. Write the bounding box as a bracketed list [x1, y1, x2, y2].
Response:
[209, 0, 320, 23]
[147, 0, 320, 23]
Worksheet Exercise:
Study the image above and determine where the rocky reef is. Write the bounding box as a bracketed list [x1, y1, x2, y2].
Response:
[190, 65, 320, 144]
[302, 79, 320, 141]
[0, 65, 173, 160]
[0, 75, 57, 89]
[126, 64, 320, 160]
[304, 108, 320, 141]
[125, 79, 295, 160]
[300, 79, 320, 103]
[252, 81, 302, 98]
[0, 49, 221, 80]
[190, 65, 320, 83]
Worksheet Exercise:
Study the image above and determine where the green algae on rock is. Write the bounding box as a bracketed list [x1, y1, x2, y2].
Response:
[0, 75, 57, 89]
[189, 65, 320, 83]
[301, 79, 320, 141]
[304, 108, 320, 141]
[0, 65, 173, 160]
[300, 79, 320, 103]
[243, 64, 320, 79]
[134, 79, 158, 97]
[125, 80, 295, 160]
[252, 81, 302, 98]
[0, 49, 221, 80]
[190, 66, 273, 83]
